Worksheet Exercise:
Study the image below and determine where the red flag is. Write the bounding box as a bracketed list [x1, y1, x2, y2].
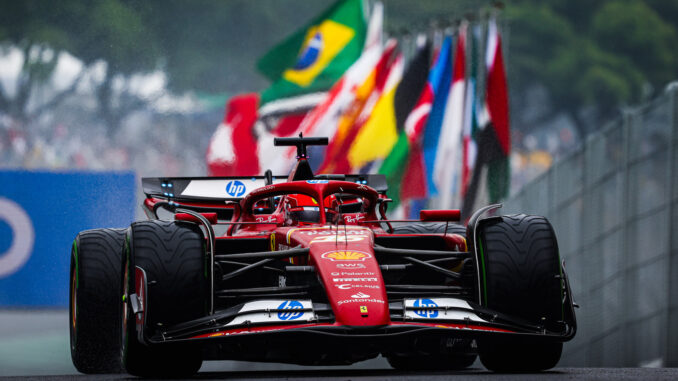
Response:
[486, 18, 510, 156]
[206, 94, 260, 176]
[400, 83, 433, 200]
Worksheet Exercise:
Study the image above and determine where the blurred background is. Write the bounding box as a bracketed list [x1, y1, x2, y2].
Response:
[1, 0, 678, 375]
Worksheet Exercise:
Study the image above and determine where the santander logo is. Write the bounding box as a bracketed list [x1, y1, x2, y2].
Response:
[351, 292, 370, 299]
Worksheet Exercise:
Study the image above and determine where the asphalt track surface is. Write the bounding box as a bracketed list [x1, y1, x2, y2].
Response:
[2, 311, 677, 380]
[4, 368, 678, 380]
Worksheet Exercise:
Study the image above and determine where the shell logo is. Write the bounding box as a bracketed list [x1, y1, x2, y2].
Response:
[321, 251, 371, 261]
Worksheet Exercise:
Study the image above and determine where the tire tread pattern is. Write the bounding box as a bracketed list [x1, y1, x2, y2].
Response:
[71, 228, 126, 374]
[122, 220, 205, 377]
[477, 214, 563, 372]
[392, 222, 466, 236]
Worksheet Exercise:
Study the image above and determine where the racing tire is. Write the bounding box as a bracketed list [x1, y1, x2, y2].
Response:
[475, 214, 563, 372]
[479, 338, 562, 373]
[392, 222, 466, 236]
[387, 353, 476, 370]
[121, 220, 206, 378]
[70, 228, 126, 374]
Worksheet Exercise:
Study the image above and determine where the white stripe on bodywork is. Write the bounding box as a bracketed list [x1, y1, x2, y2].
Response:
[225, 300, 314, 327]
[404, 298, 488, 323]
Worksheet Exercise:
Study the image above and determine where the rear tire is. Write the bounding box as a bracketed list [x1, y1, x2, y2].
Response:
[121, 220, 206, 377]
[70, 228, 126, 374]
[475, 214, 563, 372]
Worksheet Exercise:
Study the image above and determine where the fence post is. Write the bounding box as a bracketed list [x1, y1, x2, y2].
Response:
[620, 107, 633, 366]
[666, 84, 678, 367]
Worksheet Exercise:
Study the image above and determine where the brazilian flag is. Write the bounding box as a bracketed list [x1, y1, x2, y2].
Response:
[257, 0, 366, 105]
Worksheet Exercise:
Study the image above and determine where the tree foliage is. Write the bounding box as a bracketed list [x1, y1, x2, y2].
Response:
[2, 0, 678, 138]
[507, 0, 678, 136]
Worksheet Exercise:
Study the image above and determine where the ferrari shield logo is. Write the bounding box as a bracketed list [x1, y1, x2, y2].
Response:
[360, 306, 368, 314]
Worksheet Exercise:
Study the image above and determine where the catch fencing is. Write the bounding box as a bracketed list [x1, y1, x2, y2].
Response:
[503, 85, 678, 367]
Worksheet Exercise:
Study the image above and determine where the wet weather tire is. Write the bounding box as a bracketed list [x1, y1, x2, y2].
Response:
[121, 220, 206, 378]
[392, 222, 466, 236]
[70, 228, 126, 374]
[475, 214, 563, 372]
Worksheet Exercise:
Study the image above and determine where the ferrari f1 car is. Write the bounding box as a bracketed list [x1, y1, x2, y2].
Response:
[69, 136, 576, 376]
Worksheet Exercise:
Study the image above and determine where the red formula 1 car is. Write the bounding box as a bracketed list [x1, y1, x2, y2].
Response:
[69, 136, 576, 377]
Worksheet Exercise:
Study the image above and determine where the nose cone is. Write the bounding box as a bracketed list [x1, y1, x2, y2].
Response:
[305, 228, 390, 327]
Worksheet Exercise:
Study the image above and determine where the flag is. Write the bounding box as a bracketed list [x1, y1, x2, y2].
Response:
[318, 38, 398, 173]
[206, 94, 260, 176]
[433, 22, 467, 209]
[399, 69, 434, 201]
[462, 17, 511, 218]
[484, 17, 511, 202]
[271, 2, 384, 172]
[461, 26, 479, 198]
[378, 40, 431, 207]
[257, 0, 367, 105]
[346, 51, 403, 170]
[422, 36, 453, 196]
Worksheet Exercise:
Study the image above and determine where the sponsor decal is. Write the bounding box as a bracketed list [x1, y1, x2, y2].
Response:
[336, 263, 366, 269]
[322, 250, 371, 262]
[302, 229, 366, 236]
[286, 227, 368, 243]
[269, 233, 275, 251]
[333, 277, 378, 282]
[225, 180, 246, 197]
[311, 234, 366, 243]
[351, 292, 370, 298]
[277, 300, 304, 321]
[258, 216, 277, 223]
[338, 271, 375, 276]
[344, 215, 365, 223]
[0, 198, 34, 278]
[337, 298, 384, 305]
[360, 306, 368, 314]
[414, 298, 439, 318]
[306, 180, 328, 184]
[250, 185, 275, 196]
[334, 284, 381, 290]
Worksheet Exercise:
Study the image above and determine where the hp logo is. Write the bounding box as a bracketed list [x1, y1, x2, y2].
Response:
[277, 300, 304, 321]
[413, 299, 439, 318]
[225, 180, 246, 197]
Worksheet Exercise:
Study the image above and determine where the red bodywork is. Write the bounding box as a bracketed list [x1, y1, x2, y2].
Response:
[135, 141, 576, 365]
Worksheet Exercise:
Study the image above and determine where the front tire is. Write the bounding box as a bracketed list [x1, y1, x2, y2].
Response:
[70, 228, 126, 374]
[121, 220, 206, 377]
[475, 214, 564, 372]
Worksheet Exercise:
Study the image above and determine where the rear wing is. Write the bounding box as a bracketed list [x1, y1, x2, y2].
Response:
[142, 174, 388, 203]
